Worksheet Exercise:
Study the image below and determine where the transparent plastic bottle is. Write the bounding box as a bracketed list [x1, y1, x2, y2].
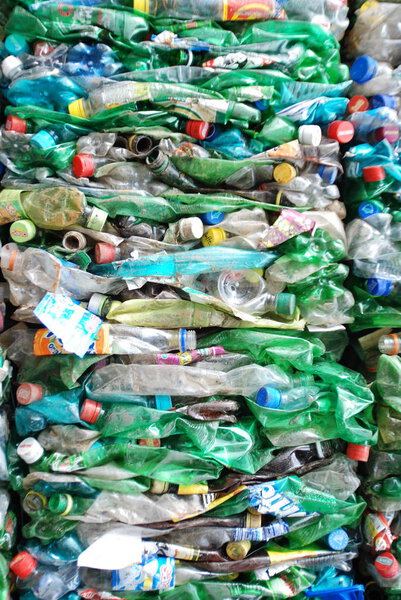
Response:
[10, 551, 79, 600]
[255, 385, 317, 410]
[350, 55, 401, 98]
[378, 334, 401, 356]
[200, 269, 296, 316]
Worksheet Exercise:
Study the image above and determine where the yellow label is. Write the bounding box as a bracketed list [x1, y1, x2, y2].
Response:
[0, 190, 25, 225]
[177, 484, 209, 495]
[173, 485, 247, 522]
[267, 549, 333, 565]
[133, 0, 149, 13]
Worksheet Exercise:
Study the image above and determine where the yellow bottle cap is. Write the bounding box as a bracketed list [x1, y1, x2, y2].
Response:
[201, 227, 227, 246]
[273, 162, 297, 184]
[68, 98, 87, 119]
[226, 540, 251, 560]
[252, 268, 264, 277]
[247, 507, 262, 516]
[133, 0, 150, 13]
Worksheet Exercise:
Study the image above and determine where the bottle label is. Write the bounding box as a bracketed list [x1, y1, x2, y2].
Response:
[112, 555, 175, 591]
[177, 484, 209, 495]
[86, 207, 108, 231]
[233, 520, 290, 541]
[248, 482, 308, 518]
[173, 485, 247, 522]
[156, 346, 225, 366]
[222, 0, 283, 20]
[364, 512, 396, 553]
[154, 98, 229, 123]
[34, 293, 104, 358]
[33, 325, 109, 356]
[260, 209, 315, 248]
[0, 190, 26, 225]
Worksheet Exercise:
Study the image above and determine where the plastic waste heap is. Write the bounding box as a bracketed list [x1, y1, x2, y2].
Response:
[0, 0, 391, 599]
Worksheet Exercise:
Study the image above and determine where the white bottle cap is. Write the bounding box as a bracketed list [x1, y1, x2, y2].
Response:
[298, 125, 322, 147]
[17, 437, 44, 464]
[179, 217, 204, 241]
[1, 55, 22, 79]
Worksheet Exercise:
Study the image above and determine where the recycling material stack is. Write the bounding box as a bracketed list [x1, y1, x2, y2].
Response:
[0, 0, 394, 599]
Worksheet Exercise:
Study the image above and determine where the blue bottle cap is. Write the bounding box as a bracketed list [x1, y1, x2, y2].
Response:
[358, 200, 383, 219]
[370, 94, 397, 110]
[205, 124, 220, 142]
[318, 165, 338, 185]
[350, 55, 378, 84]
[31, 130, 57, 150]
[366, 278, 393, 297]
[254, 100, 270, 111]
[200, 211, 224, 225]
[4, 34, 29, 56]
[256, 386, 282, 409]
[325, 528, 349, 551]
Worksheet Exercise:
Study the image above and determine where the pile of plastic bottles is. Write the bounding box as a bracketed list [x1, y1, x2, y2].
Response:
[0, 0, 397, 599]
[343, 2, 401, 598]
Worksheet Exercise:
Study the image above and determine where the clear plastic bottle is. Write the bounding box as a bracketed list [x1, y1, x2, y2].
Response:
[255, 385, 317, 410]
[10, 551, 79, 600]
[200, 269, 296, 316]
[201, 208, 269, 249]
[378, 334, 401, 356]
[350, 55, 401, 98]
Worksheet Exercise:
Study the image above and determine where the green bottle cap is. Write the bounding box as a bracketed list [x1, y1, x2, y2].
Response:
[276, 293, 296, 316]
[9, 220, 37, 243]
[48, 494, 73, 516]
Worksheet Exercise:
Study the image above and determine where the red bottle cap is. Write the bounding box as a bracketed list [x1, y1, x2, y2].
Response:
[5, 115, 27, 133]
[347, 95, 369, 114]
[346, 443, 370, 462]
[185, 120, 211, 141]
[10, 552, 37, 579]
[80, 399, 102, 424]
[94, 242, 116, 264]
[375, 553, 400, 579]
[372, 125, 400, 145]
[16, 383, 44, 405]
[326, 121, 354, 143]
[363, 166, 386, 183]
[72, 153, 95, 178]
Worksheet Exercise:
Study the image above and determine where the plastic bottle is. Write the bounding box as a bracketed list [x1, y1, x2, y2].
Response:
[200, 269, 296, 316]
[348, 107, 400, 145]
[10, 551, 79, 600]
[378, 334, 401, 356]
[0, 187, 107, 230]
[350, 55, 401, 98]
[132, 0, 285, 21]
[255, 385, 316, 410]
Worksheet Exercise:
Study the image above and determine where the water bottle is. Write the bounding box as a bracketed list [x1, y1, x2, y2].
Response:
[10, 551, 79, 600]
[350, 55, 401, 98]
[255, 385, 315, 410]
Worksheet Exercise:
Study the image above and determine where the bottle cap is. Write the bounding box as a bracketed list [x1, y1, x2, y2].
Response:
[4, 34, 29, 56]
[326, 528, 349, 551]
[346, 443, 370, 462]
[185, 120, 211, 140]
[350, 55, 378, 84]
[178, 217, 204, 241]
[363, 166, 386, 183]
[347, 95, 369, 114]
[16, 383, 44, 405]
[48, 493, 73, 515]
[358, 200, 384, 219]
[68, 98, 87, 119]
[9, 219, 37, 243]
[326, 121, 354, 144]
[199, 211, 224, 225]
[62, 231, 87, 251]
[1, 55, 23, 79]
[86, 207, 107, 232]
[31, 130, 57, 150]
[205, 124, 219, 142]
[72, 153, 95, 178]
[256, 386, 282, 409]
[88, 293, 110, 317]
[276, 293, 296, 315]
[17, 437, 44, 464]
[254, 100, 270, 111]
[179, 328, 197, 352]
[298, 125, 322, 146]
[201, 227, 227, 246]
[94, 242, 116, 264]
[370, 94, 397, 110]
[80, 399, 102, 424]
[374, 553, 400, 579]
[371, 125, 400, 145]
[10, 552, 37, 579]
[366, 278, 393, 297]
[318, 165, 338, 185]
[226, 540, 251, 560]
[5, 115, 27, 133]
[273, 163, 297, 184]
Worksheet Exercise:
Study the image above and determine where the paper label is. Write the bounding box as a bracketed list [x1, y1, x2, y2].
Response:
[248, 482, 308, 518]
[0, 190, 26, 225]
[111, 555, 175, 591]
[33, 293, 103, 358]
